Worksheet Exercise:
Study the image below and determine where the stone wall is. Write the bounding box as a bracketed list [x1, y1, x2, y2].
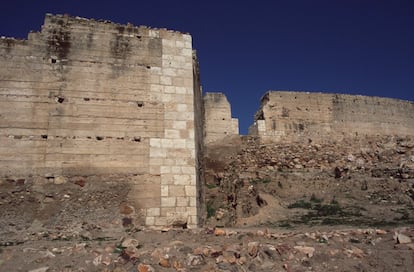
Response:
[249, 91, 414, 142]
[203, 92, 239, 144]
[0, 14, 200, 227]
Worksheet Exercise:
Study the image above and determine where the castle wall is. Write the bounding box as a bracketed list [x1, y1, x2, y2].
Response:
[0, 14, 200, 227]
[203, 92, 239, 144]
[249, 91, 414, 142]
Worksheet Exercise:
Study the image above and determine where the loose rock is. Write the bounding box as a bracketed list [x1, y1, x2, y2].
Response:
[395, 233, 412, 244]
[137, 263, 155, 272]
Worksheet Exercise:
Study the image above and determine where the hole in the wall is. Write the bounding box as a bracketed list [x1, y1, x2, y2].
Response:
[84, 98, 90, 101]
[137, 101, 144, 107]
[50, 58, 57, 63]
[122, 217, 133, 227]
[146, 65, 151, 69]
[96, 136, 104, 141]
[133, 136, 141, 142]
[41, 135, 48, 139]
[56, 97, 65, 103]
[87, 136, 92, 139]
[222, 118, 226, 120]
[13, 135, 22, 139]
[137, 35, 142, 39]
[256, 195, 267, 207]
[16, 179, 25, 185]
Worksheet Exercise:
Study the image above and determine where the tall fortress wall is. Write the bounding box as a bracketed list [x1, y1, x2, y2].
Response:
[1, 14, 414, 227]
[249, 91, 414, 142]
[0, 14, 202, 227]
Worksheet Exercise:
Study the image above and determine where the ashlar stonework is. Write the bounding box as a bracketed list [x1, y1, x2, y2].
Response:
[0, 14, 202, 227]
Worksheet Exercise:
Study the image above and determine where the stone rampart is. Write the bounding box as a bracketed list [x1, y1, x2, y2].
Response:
[2, 14, 414, 228]
[249, 91, 414, 142]
[0, 14, 200, 227]
[203, 92, 239, 144]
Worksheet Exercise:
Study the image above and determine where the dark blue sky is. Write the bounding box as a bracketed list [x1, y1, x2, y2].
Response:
[1, 0, 413, 133]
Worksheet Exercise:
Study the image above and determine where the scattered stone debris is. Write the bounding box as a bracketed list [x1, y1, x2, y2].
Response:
[0, 227, 412, 271]
[205, 136, 414, 228]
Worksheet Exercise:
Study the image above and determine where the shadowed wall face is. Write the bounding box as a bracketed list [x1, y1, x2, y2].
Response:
[249, 91, 414, 142]
[0, 14, 200, 227]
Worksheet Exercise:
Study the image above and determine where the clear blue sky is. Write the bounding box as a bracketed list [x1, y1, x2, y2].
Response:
[1, 0, 413, 134]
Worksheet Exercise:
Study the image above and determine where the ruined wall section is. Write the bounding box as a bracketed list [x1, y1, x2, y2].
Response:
[332, 94, 414, 137]
[203, 92, 239, 144]
[249, 91, 414, 142]
[0, 14, 199, 227]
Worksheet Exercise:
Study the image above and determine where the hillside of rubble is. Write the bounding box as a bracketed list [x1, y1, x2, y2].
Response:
[204, 135, 414, 229]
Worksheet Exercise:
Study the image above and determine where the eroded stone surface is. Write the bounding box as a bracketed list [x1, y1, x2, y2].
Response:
[0, 14, 201, 227]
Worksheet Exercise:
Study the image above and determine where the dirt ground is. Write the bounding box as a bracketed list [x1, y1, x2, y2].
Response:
[0, 223, 413, 272]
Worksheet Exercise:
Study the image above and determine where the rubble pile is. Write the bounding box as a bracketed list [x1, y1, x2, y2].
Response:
[205, 136, 414, 227]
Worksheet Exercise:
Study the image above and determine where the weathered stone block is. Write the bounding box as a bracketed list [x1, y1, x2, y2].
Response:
[146, 208, 160, 217]
[161, 197, 176, 207]
[185, 186, 196, 197]
[169, 185, 186, 197]
[176, 197, 190, 207]
[161, 185, 169, 197]
[173, 174, 191, 185]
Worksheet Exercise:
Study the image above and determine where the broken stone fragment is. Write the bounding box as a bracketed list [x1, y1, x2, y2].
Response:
[376, 229, 387, 235]
[248, 241, 260, 257]
[215, 209, 225, 220]
[214, 228, 226, 236]
[173, 260, 184, 270]
[137, 263, 155, 272]
[121, 238, 139, 248]
[93, 254, 102, 266]
[346, 246, 365, 258]
[293, 245, 315, 258]
[186, 253, 204, 266]
[395, 233, 412, 244]
[53, 176, 67, 184]
[158, 255, 171, 268]
[101, 256, 112, 266]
